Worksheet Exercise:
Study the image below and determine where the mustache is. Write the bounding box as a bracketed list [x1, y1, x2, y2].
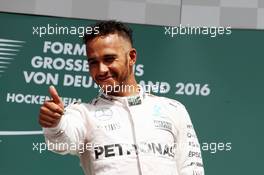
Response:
[95, 73, 116, 81]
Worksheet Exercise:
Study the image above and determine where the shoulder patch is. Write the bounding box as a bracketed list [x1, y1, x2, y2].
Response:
[160, 96, 184, 109]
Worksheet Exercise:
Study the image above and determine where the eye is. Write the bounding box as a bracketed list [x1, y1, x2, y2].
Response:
[104, 56, 115, 63]
[88, 59, 97, 66]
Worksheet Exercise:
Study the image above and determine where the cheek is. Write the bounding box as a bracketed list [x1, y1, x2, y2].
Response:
[88, 67, 97, 78]
[108, 58, 128, 77]
[109, 67, 119, 77]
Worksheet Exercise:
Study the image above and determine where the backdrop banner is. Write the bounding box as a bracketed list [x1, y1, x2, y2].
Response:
[0, 12, 263, 175]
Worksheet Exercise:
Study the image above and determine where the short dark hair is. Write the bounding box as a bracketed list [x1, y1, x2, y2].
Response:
[83, 20, 133, 46]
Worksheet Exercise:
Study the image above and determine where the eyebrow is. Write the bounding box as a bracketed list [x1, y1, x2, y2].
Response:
[88, 54, 117, 61]
[103, 54, 117, 58]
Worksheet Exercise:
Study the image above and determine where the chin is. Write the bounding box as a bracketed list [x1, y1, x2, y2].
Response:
[97, 80, 118, 92]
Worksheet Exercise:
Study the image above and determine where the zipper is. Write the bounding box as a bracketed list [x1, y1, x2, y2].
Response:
[125, 105, 143, 175]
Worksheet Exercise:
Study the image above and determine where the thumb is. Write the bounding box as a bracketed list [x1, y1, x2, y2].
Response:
[49, 85, 63, 106]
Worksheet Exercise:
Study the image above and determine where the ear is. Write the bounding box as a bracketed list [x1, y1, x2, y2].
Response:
[129, 48, 137, 66]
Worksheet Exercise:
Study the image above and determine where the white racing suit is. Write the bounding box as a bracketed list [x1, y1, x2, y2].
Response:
[43, 89, 204, 175]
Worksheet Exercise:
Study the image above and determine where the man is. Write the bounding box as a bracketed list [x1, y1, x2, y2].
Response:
[39, 20, 204, 175]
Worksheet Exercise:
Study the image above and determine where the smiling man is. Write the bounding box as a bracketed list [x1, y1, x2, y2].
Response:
[39, 20, 204, 175]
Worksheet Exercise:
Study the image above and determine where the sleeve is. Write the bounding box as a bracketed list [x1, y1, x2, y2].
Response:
[167, 99, 204, 175]
[175, 103, 205, 175]
[43, 103, 88, 155]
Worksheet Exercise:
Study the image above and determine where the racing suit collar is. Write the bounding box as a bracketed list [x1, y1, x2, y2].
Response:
[99, 85, 145, 107]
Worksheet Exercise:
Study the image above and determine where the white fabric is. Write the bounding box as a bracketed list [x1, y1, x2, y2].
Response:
[43, 89, 204, 175]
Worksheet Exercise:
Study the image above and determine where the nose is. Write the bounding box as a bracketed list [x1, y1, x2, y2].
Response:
[98, 62, 109, 75]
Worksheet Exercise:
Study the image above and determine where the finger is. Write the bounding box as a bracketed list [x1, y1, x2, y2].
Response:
[40, 123, 50, 128]
[39, 113, 59, 123]
[40, 105, 63, 119]
[39, 122, 51, 128]
[39, 118, 53, 128]
[43, 101, 64, 115]
[49, 85, 63, 105]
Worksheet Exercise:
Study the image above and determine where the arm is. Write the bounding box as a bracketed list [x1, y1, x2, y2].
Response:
[176, 104, 205, 175]
[39, 86, 87, 155]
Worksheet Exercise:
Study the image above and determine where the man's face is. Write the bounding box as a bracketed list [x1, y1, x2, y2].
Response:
[86, 33, 135, 92]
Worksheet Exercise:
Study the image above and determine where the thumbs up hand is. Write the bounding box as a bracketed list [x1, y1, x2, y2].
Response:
[39, 86, 64, 128]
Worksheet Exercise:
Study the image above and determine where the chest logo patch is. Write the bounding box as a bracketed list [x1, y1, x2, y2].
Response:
[94, 108, 113, 121]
